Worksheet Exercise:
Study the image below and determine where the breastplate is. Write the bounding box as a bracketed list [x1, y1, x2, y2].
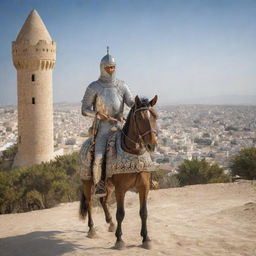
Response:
[95, 85, 123, 118]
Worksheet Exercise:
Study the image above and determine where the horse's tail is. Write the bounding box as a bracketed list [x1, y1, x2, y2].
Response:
[79, 191, 88, 220]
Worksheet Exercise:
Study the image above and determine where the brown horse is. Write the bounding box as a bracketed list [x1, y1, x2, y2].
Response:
[79, 95, 158, 250]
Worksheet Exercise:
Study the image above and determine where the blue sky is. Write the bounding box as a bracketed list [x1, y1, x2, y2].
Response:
[0, 0, 256, 105]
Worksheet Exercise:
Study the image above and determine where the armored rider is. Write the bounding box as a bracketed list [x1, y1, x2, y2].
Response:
[81, 48, 134, 196]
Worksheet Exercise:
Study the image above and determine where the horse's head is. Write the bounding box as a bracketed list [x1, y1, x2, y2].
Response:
[132, 95, 158, 152]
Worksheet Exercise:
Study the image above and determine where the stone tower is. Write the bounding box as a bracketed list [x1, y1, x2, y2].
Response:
[12, 9, 56, 167]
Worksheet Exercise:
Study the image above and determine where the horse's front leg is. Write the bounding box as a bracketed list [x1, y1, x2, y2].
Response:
[138, 174, 152, 249]
[114, 188, 126, 250]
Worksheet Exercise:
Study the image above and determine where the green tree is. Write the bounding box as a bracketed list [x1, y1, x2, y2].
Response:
[176, 158, 229, 186]
[230, 147, 256, 180]
[0, 152, 81, 214]
[0, 144, 18, 171]
[0, 171, 20, 213]
[1, 144, 18, 160]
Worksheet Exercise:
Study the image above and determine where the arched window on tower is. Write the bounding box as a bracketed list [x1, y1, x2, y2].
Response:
[32, 97, 36, 104]
[31, 74, 35, 82]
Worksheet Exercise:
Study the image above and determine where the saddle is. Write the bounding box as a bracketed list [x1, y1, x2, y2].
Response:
[79, 131, 155, 181]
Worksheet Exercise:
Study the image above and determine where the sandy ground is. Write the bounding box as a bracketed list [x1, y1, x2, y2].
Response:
[0, 182, 256, 256]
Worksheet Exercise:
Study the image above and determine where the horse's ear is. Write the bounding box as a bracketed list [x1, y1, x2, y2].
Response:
[135, 95, 141, 108]
[149, 95, 158, 107]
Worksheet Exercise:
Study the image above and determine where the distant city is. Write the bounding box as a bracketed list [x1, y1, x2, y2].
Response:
[1, 103, 255, 171]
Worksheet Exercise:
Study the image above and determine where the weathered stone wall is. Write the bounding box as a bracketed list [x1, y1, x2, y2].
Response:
[12, 13, 56, 167]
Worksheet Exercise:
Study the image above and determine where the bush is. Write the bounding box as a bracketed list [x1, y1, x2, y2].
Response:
[0, 144, 18, 171]
[0, 152, 81, 214]
[1, 143, 18, 160]
[176, 158, 229, 186]
[152, 168, 180, 189]
[230, 147, 256, 180]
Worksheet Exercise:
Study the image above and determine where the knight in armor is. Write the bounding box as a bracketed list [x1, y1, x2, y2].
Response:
[81, 48, 134, 196]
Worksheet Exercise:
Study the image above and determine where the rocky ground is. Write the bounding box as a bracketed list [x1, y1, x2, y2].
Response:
[0, 182, 255, 256]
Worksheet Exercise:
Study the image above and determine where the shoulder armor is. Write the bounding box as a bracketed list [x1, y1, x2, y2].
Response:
[116, 80, 128, 93]
[87, 81, 101, 91]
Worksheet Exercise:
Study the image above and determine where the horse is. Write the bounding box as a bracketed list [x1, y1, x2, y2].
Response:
[79, 95, 158, 250]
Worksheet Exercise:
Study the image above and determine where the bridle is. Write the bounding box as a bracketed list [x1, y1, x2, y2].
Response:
[121, 106, 157, 148]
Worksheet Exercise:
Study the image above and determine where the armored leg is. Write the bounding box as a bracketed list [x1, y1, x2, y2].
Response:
[92, 154, 106, 197]
[93, 122, 113, 197]
[92, 155, 103, 185]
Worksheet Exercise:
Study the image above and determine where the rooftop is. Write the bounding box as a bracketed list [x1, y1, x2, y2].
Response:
[15, 9, 52, 45]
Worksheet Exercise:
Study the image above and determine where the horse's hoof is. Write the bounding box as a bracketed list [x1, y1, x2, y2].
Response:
[114, 240, 126, 250]
[87, 228, 97, 239]
[142, 241, 152, 250]
[108, 223, 115, 232]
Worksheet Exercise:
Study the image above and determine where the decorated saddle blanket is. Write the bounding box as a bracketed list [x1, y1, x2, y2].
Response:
[79, 131, 155, 180]
[79, 137, 93, 180]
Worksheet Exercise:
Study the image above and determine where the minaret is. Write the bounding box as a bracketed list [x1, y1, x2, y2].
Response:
[12, 9, 56, 167]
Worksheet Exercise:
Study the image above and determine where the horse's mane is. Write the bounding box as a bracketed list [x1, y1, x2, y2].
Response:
[138, 97, 158, 119]
[139, 97, 151, 107]
[122, 105, 134, 135]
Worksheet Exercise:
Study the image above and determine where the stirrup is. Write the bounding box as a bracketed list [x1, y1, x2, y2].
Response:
[94, 181, 107, 198]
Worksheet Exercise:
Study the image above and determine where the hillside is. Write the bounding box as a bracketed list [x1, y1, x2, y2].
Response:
[0, 182, 255, 256]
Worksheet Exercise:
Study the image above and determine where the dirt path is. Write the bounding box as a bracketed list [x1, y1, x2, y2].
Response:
[0, 182, 256, 256]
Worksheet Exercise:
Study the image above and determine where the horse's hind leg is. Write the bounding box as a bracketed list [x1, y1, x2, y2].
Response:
[138, 173, 152, 249]
[99, 185, 115, 232]
[114, 188, 126, 250]
[85, 181, 96, 238]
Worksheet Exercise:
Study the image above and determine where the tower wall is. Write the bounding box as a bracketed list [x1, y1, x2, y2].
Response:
[12, 39, 56, 167]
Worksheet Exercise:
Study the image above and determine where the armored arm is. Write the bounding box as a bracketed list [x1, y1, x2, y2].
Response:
[123, 83, 134, 107]
[81, 86, 97, 118]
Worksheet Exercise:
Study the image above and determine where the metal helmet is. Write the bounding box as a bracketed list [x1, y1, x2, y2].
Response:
[99, 47, 116, 86]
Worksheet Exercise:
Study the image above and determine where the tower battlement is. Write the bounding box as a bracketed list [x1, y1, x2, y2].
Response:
[12, 40, 56, 71]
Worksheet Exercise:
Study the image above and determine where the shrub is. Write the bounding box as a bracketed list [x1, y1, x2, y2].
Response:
[230, 147, 256, 180]
[152, 168, 180, 189]
[0, 144, 18, 171]
[1, 143, 18, 160]
[0, 152, 81, 214]
[176, 158, 229, 186]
